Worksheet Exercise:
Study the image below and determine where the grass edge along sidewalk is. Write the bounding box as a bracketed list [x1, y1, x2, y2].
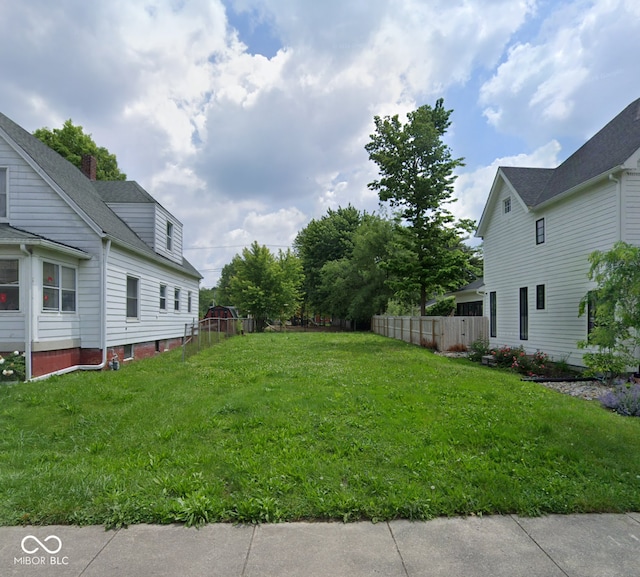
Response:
[1, 332, 639, 527]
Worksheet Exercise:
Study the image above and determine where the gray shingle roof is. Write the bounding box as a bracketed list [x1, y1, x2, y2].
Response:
[501, 98, 640, 207]
[0, 224, 90, 257]
[0, 112, 201, 279]
[92, 180, 158, 204]
[500, 167, 554, 206]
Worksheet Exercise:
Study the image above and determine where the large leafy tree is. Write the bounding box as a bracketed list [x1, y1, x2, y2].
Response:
[227, 242, 303, 331]
[578, 241, 640, 379]
[34, 119, 126, 180]
[293, 205, 363, 316]
[365, 99, 473, 314]
[317, 214, 397, 324]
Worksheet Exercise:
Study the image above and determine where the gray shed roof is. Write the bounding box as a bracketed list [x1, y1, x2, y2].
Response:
[501, 97, 640, 207]
[0, 113, 201, 279]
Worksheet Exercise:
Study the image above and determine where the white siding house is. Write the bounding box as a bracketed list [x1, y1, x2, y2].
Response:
[476, 98, 640, 367]
[0, 112, 201, 379]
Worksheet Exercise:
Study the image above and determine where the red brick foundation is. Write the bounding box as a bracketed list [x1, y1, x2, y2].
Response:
[30, 338, 184, 378]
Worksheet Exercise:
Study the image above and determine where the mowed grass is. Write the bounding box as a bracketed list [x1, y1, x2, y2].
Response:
[1, 332, 639, 527]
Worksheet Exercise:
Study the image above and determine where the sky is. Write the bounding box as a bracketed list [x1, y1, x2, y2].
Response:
[2, 0, 640, 287]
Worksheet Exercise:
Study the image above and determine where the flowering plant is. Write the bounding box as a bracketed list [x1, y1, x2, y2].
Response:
[0, 351, 26, 382]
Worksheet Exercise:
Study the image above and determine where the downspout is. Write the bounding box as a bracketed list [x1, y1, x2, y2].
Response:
[19, 244, 32, 381]
[609, 173, 622, 241]
[76, 238, 111, 371]
[31, 239, 111, 380]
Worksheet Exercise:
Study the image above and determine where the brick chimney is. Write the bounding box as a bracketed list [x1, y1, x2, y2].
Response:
[81, 154, 97, 180]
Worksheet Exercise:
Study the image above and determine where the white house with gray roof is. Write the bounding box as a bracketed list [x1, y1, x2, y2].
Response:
[476, 97, 640, 367]
[0, 112, 201, 379]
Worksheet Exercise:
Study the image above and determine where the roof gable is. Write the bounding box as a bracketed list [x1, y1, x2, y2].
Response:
[477, 98, 640, 237]
[0, 112, 201, 279]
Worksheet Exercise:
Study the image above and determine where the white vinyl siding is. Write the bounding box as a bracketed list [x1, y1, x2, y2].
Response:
[105, 245, 199, 347]
[104, 202, 156, 247]
[623, 171, 640, 244]
[0, 139, 103, 348]
[482, 177, 619, 365]
[154, 207, 183, 265]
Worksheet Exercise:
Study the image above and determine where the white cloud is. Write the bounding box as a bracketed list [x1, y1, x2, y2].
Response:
[453, 140, 562, 224]
[479, 0, 640, 145]
[3, 0, 640, 290]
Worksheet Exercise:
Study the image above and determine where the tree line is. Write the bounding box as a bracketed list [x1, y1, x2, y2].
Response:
[212, 99, 482, 328]
[30, 102, 483, 330]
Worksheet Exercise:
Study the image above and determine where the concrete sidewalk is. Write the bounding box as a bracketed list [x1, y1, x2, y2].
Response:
[1, 513, 639, 576]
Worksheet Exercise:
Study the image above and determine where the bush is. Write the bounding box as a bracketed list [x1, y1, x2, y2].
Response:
[468, 338, 490, 362]
[0, 351, 26, 382]
[424, 296, 455, 317]
[600, 384, 640, 417]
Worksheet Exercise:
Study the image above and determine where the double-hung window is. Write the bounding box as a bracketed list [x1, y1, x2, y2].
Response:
[0, 259, 19, 310]
[166, 222, 173, 252]
[43, 262, 76, 312]
[503, 197, 511, 214]
[174, 288, 180, 312]
[126, 276, 139, 318]
[160, 284, 167, 310]
[0, 168, 7, 219]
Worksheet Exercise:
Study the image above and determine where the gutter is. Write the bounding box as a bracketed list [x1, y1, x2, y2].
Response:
[534, 165, 625, 211]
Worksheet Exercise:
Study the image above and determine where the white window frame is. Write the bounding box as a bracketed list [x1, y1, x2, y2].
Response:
[188, 291, 192, 314]
[503, 197, 511, 214]
[0, 259, 19, 311]
[0, 167, 7, 221]
[160, 284, 167, 311]
[166, 221, 173, 252]
[126, 275, 140, 319]
[43, 261, 77, 313]
[174, 287, 181, 312]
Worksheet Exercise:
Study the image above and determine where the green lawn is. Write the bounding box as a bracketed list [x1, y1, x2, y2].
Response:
[1, 332, 639, 527]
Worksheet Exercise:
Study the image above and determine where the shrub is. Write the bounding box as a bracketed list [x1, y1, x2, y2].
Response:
[424, 296, 456, 317]
[0, 351, 26, 382]
[468, 338, 490, 362]
[600, 384, 640, 417]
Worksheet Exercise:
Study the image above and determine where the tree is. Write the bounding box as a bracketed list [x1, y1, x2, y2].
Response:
[578, 241, 640, 380]
[198, 287, 216, 318]
[227, 242, 303, 331]
[365, 99, 473, 314]
[293, 205, 363, 316]
[316, 214, 397, 324]
[34, 119, 126, 180]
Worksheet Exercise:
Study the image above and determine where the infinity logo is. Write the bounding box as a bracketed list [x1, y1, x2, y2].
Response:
[21, 535, 62, 555]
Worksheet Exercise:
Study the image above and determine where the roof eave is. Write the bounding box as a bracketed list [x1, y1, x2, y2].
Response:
[2, 238, 93, 259]
[533, 165, 625, 211]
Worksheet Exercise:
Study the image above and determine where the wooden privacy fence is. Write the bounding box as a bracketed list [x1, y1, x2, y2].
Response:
[371, 315, 488, 351]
